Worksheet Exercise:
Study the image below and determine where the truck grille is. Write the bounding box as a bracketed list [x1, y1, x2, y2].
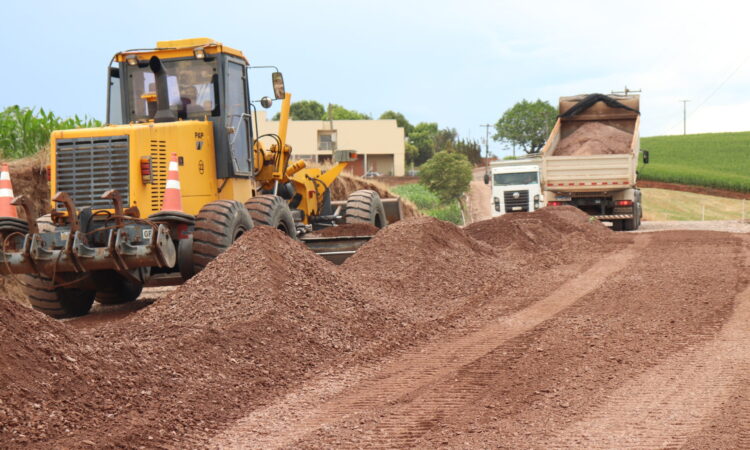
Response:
[55, 136, 130, 210]
[504, 190, 529, 212]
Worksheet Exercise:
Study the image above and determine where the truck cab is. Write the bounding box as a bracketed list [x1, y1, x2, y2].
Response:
[488, 160, 543, 217]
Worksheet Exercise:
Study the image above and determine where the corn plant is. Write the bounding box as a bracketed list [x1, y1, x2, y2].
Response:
[0, 106, 101, 159]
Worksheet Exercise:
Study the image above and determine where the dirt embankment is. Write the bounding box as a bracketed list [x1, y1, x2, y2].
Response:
[0, 155, 49, 306]
[0, 206, 616, 447]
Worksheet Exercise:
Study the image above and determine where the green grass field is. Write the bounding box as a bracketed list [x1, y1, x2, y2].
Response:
[642, 188, 748, 221]
[639, 132, 750, 192]
[391, 183, 464, 225]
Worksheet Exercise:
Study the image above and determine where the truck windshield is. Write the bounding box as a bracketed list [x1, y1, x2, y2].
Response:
[493, 171, 538, 186]
[126, 58, 219, 122]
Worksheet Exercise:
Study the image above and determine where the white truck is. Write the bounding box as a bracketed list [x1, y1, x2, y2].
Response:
[540, 93, 649, 231]
[484, 158, 544, 217]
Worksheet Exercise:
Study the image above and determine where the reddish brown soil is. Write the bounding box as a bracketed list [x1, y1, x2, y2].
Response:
[3, 209, 750, 448]
[308, 223, 379, 237]
[555, 121, 633, 156]
[639, 179, 750, 200]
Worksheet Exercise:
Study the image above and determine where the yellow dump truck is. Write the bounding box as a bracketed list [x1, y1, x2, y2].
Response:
[540, 94, 649, 231]
[0, 38, 399, 317]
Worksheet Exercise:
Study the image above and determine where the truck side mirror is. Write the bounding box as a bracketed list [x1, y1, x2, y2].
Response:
[272, 72, 285, 100]
[642, 150, 650, 164]
[483, 173, 490, 184]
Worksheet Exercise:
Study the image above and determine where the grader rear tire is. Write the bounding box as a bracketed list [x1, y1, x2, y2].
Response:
[345, 190, 387, 228]
[244, 195, 297, 239]
[192, 200, 253, 273]
[22, 274, 96, 318]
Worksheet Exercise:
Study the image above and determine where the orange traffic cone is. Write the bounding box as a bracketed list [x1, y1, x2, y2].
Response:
[161, 153, 183, 212]
[0, 164, 18, 218]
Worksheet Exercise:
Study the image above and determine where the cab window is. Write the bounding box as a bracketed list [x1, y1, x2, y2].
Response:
[126, 59, 219, 122]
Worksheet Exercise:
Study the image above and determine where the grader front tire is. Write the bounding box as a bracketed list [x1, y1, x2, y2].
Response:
[22, 274, 96, 318]
[192, 200, 253, 273]
[20, 214, 96, 318]
[93, 271, 144, 305]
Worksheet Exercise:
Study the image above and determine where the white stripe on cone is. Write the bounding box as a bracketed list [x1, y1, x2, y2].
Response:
[165, 180, 181, 190]
[0, 172, 9, 181]
[0, 188, 13, 198]
[168, 161, 179, 172]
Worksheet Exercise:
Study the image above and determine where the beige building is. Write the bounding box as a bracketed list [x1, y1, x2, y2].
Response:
[253, 111, 406, 176]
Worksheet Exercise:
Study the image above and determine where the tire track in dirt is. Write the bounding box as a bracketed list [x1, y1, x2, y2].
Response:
[210, 238, 643, 449]
[544, 235, 750, 449]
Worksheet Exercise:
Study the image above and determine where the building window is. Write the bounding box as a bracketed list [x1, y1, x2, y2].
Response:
[318, 130, 337, 151]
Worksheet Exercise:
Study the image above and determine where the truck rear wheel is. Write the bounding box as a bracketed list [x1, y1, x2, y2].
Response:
[623, 203, 641, 231]
[345, 190, 387, 228]
[193, 200, 253, 273]
[22, 274, 96, 318]
[245, 195, 297, 239]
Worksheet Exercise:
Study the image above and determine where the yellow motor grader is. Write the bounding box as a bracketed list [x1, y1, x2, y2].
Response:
[0, 38, 400, 318]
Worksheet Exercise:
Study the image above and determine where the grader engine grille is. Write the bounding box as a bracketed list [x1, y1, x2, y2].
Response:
[55, 136, 130, 210]
[150, 140, 168, 211]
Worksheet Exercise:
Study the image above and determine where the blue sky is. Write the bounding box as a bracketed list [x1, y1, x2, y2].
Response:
[2, 0, 749, 157]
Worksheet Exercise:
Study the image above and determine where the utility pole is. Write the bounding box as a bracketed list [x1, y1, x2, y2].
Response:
[679, 99, 690, 135]
[480, 123, 492, 163]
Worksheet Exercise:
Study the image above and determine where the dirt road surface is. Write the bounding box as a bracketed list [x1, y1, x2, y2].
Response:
[3, 211, 750, 448]
[467, 167, 492, 224]
[208, 231, 748, 449]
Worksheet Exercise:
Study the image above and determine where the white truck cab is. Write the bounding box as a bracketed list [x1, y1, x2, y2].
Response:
[484, 159, 544, 217]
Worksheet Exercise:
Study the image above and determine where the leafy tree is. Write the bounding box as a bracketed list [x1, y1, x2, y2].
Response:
[272, 100, 325, 120]
[419, 151, 473, 203]
[326, 104, 371, 120]
[409, 122, 438, 165]
[379, 110, 413, 136]
[493, 99, 557, 154]
[435, 128, 458, 152]
[405, 141, 419, 165]
[454, 138, 483, 165]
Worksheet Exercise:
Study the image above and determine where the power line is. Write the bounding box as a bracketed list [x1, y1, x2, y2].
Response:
[688, 53, 750, 119]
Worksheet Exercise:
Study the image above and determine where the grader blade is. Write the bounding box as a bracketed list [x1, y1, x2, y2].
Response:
[300, 235, 372, 265]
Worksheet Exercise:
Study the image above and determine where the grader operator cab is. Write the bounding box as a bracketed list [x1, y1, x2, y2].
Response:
[0, 38, 401, 318]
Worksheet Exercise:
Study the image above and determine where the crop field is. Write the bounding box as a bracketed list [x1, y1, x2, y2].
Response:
[0, 106, 100, 159]
[638, 132, 750, 192]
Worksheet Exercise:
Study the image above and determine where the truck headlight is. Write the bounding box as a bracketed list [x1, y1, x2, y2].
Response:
[493, 197, 501, 212]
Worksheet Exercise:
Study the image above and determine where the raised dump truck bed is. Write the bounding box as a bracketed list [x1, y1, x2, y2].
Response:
[540, 94, 648, 231]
